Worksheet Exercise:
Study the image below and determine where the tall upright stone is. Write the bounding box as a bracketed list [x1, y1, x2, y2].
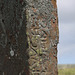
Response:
[0, 0, 59, 75]
[26, 0, 59, 75]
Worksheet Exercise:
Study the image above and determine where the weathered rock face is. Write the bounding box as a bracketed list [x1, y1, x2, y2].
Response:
[0, 0, 29, 75]
[26, 0, 59, 75]
[0, 0, 59, 75]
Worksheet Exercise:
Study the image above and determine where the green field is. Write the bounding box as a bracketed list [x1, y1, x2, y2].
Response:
[58, 68, 75, 75]
[58, 64, 75, 75]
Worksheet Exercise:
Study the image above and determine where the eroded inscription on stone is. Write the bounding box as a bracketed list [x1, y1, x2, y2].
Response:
[26, 0, 59, 75]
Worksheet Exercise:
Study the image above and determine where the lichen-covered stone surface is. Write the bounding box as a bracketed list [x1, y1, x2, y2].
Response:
[26, 0, 59, 75]
[0, 0, 59, 75]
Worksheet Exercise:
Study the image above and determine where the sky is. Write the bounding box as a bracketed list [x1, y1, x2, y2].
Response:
[57, 0, 75, 64]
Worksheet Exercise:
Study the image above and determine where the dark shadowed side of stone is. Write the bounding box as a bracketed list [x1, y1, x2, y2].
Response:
[0, 0, 29, 75]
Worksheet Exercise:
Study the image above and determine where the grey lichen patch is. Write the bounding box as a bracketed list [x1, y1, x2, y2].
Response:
[10, 46, 14, 56]
[10, 50, 14, 57]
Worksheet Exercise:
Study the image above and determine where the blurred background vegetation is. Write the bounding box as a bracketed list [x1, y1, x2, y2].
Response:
[58, 64, 75, 75]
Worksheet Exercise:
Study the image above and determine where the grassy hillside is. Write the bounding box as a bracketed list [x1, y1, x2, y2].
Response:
[58, 64, 75, 75]
[58, 68, 75, 75]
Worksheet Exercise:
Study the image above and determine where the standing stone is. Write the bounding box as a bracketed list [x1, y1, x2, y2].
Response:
[26, 0, 59, 75]
[0, 0, 59, 75]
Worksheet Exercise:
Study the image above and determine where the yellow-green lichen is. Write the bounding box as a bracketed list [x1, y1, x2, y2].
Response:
[29, 51, 36, 56]
[40, 59, 42, 62]
[37, 61, 39, 66]
[26, 32, 29, 35]
[29, 51, 33, 55]
[27, 37, 30, 46]
[36, 49, 40, 54]
[40, 48, 43, 54]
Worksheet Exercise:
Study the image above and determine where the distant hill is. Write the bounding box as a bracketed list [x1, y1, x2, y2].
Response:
[58, 64, 75, 69]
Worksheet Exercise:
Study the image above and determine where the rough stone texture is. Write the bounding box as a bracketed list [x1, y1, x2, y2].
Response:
[0, 0, 59, 75]
[26, 0, 59, 75]
[0, 0, 29, 75]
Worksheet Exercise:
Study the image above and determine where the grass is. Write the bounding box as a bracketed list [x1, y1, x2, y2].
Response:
[58, 68, 75, 75]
